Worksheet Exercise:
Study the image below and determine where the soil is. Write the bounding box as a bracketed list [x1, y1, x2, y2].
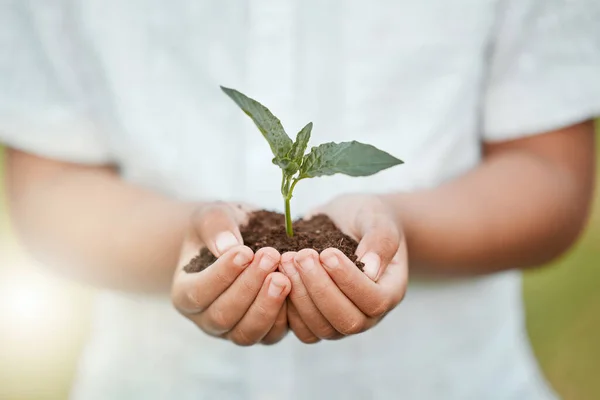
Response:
[184, 210, 364, 273]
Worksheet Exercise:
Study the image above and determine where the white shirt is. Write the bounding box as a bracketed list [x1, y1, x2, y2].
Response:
[2, 1, 599, 399]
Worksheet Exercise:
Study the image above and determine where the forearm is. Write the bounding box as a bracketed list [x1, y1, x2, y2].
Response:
[383, 124, 595, 275]
[6, 150, 195, 293]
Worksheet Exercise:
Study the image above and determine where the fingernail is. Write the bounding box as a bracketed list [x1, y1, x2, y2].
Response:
[295, 254, 316, 273]
[259, 254, 276, 271]
[361, 253, 381, 281]
[322, 255, 339, 269]
[281, 259, 298, 276]
[215, 232, 239, 254]
[268, 275, 287, 297]
[233, 251, 252, 267]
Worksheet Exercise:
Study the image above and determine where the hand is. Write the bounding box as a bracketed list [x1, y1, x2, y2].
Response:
[172, 202, 291, 346]
[281, 194, 408, 343]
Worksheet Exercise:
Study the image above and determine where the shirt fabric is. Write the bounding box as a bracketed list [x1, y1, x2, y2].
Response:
[2, 1, 600, 399]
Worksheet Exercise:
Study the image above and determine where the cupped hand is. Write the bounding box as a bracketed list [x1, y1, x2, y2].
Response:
[281, 194, 408, 343]
[171, 202, 291, 346]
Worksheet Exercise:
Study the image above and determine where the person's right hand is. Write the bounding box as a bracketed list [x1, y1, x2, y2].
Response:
[171, 202, 291, 346]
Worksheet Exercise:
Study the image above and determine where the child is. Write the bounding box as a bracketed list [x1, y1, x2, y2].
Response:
[1, 1, 598, 399]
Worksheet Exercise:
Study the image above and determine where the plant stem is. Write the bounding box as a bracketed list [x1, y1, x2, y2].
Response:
[280, 171, 287, 196]
[284, 196, 294, 237]
[283, 177, 303, 237]
[281, 173, 294, 237]
[289, 177, 301, 195]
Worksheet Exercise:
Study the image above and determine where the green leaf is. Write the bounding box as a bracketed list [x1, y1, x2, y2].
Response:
[300, 141, 403, 178]
[284, 122, 313, 175]
[273, 157, 299, 174]
[221, 86, 293, 161]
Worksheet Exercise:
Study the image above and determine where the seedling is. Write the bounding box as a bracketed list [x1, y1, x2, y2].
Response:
[221, 86, 403, 237]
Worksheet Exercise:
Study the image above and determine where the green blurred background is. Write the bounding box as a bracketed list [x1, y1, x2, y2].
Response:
[0, 128, 599, 399]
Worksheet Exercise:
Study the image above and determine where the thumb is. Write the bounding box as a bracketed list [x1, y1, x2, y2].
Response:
[192, 203, 248, 257]
[355, 215, 400, 282]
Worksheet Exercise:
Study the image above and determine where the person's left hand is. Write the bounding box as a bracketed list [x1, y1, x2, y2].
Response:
[279, 194, 408, 343]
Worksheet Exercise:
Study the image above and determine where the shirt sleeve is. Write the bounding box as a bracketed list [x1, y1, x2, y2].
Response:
[0, 2, 113, 164]
[483, 0, 600, 141]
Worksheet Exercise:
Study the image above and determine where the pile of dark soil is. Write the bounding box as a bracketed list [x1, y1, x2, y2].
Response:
[184, 210, 363, 273]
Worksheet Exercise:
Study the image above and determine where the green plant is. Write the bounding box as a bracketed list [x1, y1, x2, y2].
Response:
[221, 86, 404, 237]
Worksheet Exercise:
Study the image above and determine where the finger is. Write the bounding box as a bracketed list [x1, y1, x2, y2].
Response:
[287, 300, 321, 344]
[193, 203, 249, 257]
[375, 240, 409, 307]
[177, 229, 204, 272]
[302, 206, 326, 221]
[172, 245, 254, 314]
[294, 249, 368, 336]
[231, 202, 256, 215]
[195, 247, 280, 335]
[355, 213, 400, 282]
[320, 247, 404, 319]
[226, 272, 291, 346]
[261, 300, 289, 345]
[280, 252, 338, 340]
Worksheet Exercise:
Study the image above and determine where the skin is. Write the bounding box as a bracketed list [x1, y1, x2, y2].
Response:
[172, 203, 291, 345]
[4, 120, 595, 345]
